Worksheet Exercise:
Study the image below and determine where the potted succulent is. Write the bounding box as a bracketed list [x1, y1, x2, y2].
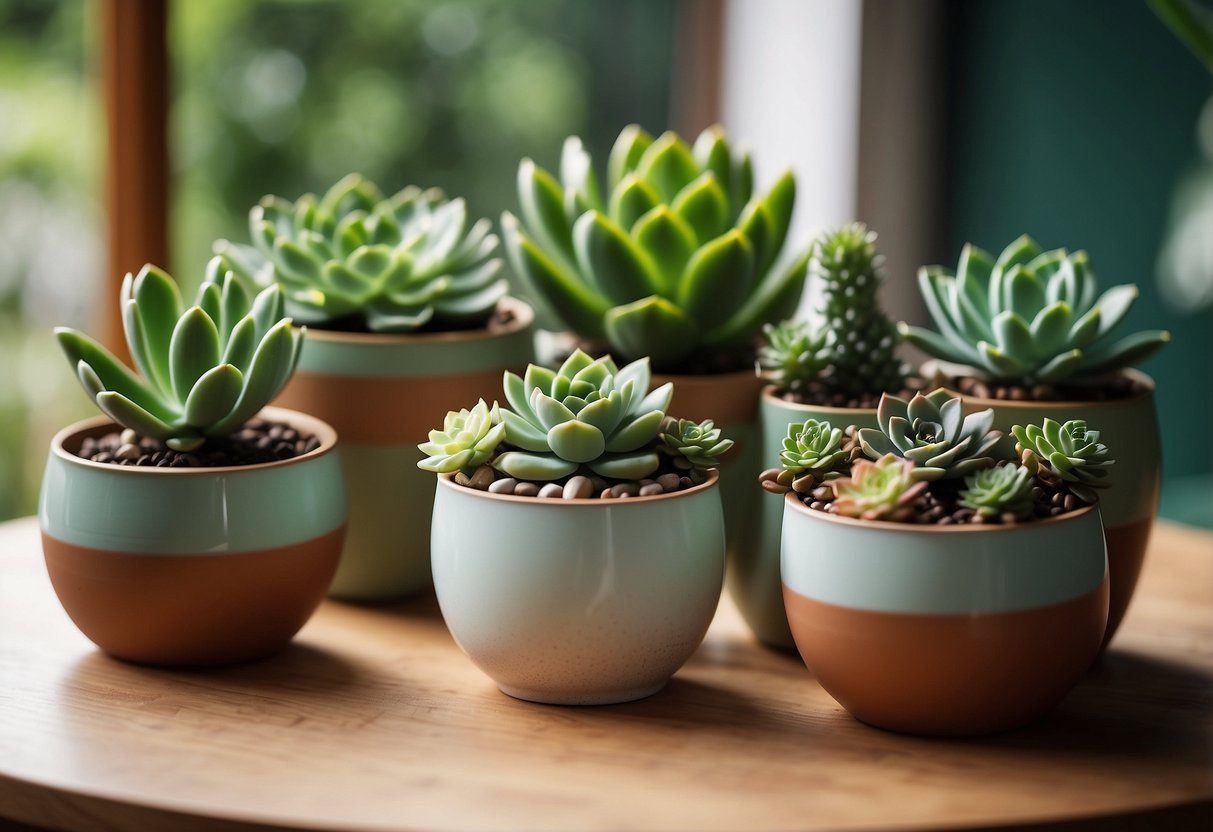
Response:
[899, 236, 1169, 643]
[766, 389, 1112, 736]
[746, 223, 908, 649]
[419, 349, 732, 705]
[216, 175, 534, 599]
[500, 124, 810, 599]
[41, 260, 345, 666]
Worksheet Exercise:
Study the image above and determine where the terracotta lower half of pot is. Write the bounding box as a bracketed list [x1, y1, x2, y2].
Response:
[784, 579, 1109, 736]
[43, 527, 343, 667]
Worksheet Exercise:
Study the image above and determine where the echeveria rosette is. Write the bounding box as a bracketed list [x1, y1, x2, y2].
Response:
[900, 235, 1170, 385]
[958, 463, 1036, 520]
[216, 174, 506, 333]
[492, 349, 673, 481]
[758, 319, 830, 395]
[780, 419, 848, 477]
[831, 454, 928, 522]
[55, 259, 304, 452]
[813, 223, 906, 397]
[1011, 418, 1114, 503]
[417, 400, 506, 474]
[502, 124, 809, 370]
[658, 418, 734, 470]
[857, 389, 1003, 481]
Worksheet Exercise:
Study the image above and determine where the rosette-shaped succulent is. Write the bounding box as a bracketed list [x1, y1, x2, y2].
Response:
[757, 318, 830, 395]
[857, 390, 1002, 481]
[1011, 418, 1114, 502]
[492, 349, 673, 481]
[658, 418, 734, 469]
[55, 259, 304, 452]
[813, 223, 906, 396]
[958, 463, 1036, 520]
[831, 454, 927, 522]
[417, 400, 505, 474]
[780, 419, 848, 476]
[502, 124, 809, 369]
[216, 174, 506, 333]
[900, 235, 1170, 384]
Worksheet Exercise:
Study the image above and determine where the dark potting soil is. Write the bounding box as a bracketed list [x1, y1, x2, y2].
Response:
[308, 304, 517, 335]
[770, 376, 931, 410]
[75, 419, 320, 468]
[948, 374, 1146, 402]
[554, 341, 757, 376]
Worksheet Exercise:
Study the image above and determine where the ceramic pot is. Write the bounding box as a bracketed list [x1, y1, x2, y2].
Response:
[431, 471, 724, 705]
[782, 497, 1109, 736]
[274, 298, 534, 599]
[957, 370, 1159, 644]
[735, 387, 880, 650]
[38, 407, 346, 667]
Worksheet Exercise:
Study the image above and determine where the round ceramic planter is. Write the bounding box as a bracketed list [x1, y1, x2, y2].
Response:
[782, 497, 1109, 736]
[38, 407, 346, 667]
[736, 387, 881, 651]
[431, 471, 725, 705]
[956, 370, 1159, 645]
[273, 298, 534, 600]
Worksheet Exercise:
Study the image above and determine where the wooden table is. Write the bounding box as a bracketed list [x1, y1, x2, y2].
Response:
[1, 516, 1211, 832]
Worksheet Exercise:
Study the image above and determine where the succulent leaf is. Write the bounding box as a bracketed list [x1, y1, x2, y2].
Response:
[778, 418, 847, 477]
[658, 417, 733, 469]
[859, 389, 1003, 480]
[831, 455, 928, 522]
[958, 462, 1036, 519]
[1011, 418, 1114, 489]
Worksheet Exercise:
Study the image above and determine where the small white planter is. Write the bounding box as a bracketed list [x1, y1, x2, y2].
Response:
[431, 472, 725, 705]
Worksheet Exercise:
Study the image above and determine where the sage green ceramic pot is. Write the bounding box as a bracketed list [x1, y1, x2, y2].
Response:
[957, 370, 1159, 645]
[782, 497, 1109, 736]
[737, 387, 879, 650]
[39, 407, 346, 667]
[431, 471, 725, 705]
[275, 298, 534, 600]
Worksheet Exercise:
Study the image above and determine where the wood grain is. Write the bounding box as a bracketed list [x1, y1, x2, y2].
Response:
[0, 516, 1210, 832]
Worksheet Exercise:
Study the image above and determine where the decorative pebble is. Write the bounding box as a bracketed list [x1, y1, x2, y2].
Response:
[468, 465, 496, 490]
[538, 483, 563, 499]
[120, 429, 139, 446]
[115, 443, 141, 461]
[599, 488, 614, 499]
[811, 485, 833, 501]
[689, 468, 707, 485]
[657, 473, 681, 492]
[454, 471, 471, 486]
[514, 482, 540, 498]
[589, 476, 609, 493]
[639, 483, 664, 497]
[488, 477, 518, 495]
[562, 475, 593, 499]
[679, 476, 693, 490]
[610, 483, 640, 498]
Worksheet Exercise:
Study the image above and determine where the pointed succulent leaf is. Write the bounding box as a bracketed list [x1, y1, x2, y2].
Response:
[1078, 329, 1171, 375]
[609, 174, 662, 232]
[677, 230, 754, 332]
[607, 124, 654, 189]
[183, 364, 244, 427]
[670, 173, 729, 244]
[95, 391, 179, 442]
[169, 307, 222, 404]
[517, 159, 576, 266]
[630, 206, 697, 295]
[560, 136, 603, 211]
[635, 132, 700, 202]
[692, 125, 731, 193]
[572, 211, 662, 304]
[56, 328, 176, 422]
[603, 296, 698, 367]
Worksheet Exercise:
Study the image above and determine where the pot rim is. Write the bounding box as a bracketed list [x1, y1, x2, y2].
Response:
[436, 467, 719, 506]
[759, 384, 877, 417]
[783, 490, 1100, 534]
[299, 296, 533, 347]
[942, 368, 1156, 410]
[49, 406, 339, 476]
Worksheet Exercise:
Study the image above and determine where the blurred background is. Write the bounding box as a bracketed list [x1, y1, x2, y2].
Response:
[0, 0, 1209, 525]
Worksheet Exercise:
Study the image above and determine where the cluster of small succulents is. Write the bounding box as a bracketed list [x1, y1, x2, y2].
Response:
[758, 223, 907, 406]
[56, 259, 304, 455]
[900, 235, 1170, 393]
[758, 388, 1115, 525]
[216, 174, 506, 333]
[418, 349, 732, 499]
[502, 124, 809, 371]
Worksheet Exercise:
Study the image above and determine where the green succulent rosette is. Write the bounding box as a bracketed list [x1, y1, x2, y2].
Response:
[857, 389, 1002, 481]
[417, 399, 506, 474]
[658, 418, 734, 469]
[56, 259, 304, 452]
[958, 463, 1036, 520]
[217, 174, 506, 333]
[831, 454, 927, 522]
[780, 418, 847, 476]
[502, 124, 809, 370]
[758, 319, 830, 395]
[1011, 418, 1114, 499]
[900, 235, 1170, 385]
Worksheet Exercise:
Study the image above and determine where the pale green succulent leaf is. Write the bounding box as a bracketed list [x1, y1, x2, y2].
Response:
[546, 420, 606, 463]
[95, 391, 177, 441]
[706, 245, 808, 347]
[608, 174, 662, 232]
[604, 409, 664, 453]
[1028, 302, 1072, 359]
[671, 172, 729, 244]
[1068, 306, 1102, 348]
[493, 451, 579, 481]
[56, 328, 177, 422]
[221, 315, 258, 373]
[218, 271, 252, 340]
[169, 307, 222, 404]
[560, 136, 603, 212]
[737, 200, 774, 279]
[502, 371, 538, 423]
[635, 381, 674, 418]
[677, 230, 753, 331]
[607, 124, 654, 190]
[433, 278, 507, 320]
[897, 322, 977, 367]
[1089, 284, 1139, 339]
[1078, 329, 1171, 376]
[131, 265, 183, 395]
[732, 150, 753, 213]
[635, 131, 700, 203]
[183, 364, 244, 428]
[992, 311, 1035, 363]
[196, 282, 222, 329]
[1003, 265, 1046, 321]
[347, 244, 394, 281]
[576, 394, 623, 437]
[208, 321, 300, 435]
[517, 159, 576, 268]
[364, 302, 434, 333]
[977, 341, 1026, 378]
[589, 451, 659, 480]
[531, 391, 577, 432]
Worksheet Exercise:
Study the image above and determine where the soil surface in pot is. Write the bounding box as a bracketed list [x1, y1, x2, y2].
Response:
[452, 462, 713, 500]
[950, 374, 1147, 402]
[74, 419, 320, 468]
[307, 302, 518, 335]
[767, 374, 931, 410]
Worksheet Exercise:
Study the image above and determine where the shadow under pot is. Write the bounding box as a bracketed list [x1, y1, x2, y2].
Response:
[273, 297, 534, 600]
[956, 369, 1159, 646]
[781, 495, 1109, 736]
[38, 407, 346, 667]
[430, 470, 725, 705]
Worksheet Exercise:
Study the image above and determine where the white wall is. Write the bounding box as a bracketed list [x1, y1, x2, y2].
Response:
[720, 0, 864, 318]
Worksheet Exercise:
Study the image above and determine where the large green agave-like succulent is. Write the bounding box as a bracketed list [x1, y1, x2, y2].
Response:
[502, 124, 809, 369]
[900, 235, 1170, 384]
[55, 259, 304, 452]
[857, 389, 1002, 481]
[216, 174, 506, 332]
[492, 349, 673, 480]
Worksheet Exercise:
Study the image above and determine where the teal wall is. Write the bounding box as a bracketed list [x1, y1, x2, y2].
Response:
[945, 0, 1212, 523]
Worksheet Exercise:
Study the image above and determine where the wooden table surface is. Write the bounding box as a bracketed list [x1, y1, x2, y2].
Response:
[1, 516, 1211, 832]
